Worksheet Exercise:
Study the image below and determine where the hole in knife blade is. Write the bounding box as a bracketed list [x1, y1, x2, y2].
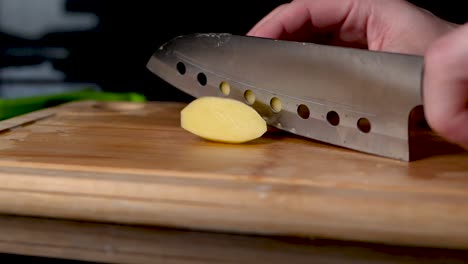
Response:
[219, 82, 230, 96]
[270, 97, 282, 113]
[358, 118, 371, 133]
[244, 90, 256, 105]
[176, 62, 186, 75]
[197, 73, 207, 86]
[297, 104, 310, 119]
[327, 111, 340, 126]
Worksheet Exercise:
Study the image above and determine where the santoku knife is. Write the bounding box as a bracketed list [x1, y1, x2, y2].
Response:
[147, 33, 425, 161]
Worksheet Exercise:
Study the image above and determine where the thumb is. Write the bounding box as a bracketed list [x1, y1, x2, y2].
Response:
[423, 23, 468, 149]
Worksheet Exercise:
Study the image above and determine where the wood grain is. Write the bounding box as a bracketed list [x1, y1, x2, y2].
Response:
[0, 100, 467, 249]
[0, 214, 467, 264]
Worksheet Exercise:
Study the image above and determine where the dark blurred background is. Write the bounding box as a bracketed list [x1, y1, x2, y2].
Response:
[1, 0, 467, 103]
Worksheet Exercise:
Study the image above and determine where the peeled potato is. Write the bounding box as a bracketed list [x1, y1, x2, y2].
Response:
[181, 97, 267, 143]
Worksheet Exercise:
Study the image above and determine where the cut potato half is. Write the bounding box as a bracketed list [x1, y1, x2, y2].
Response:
[181, 97, 267, 143]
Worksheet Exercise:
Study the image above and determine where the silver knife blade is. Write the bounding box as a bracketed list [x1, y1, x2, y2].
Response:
[146, 33, 424, 161]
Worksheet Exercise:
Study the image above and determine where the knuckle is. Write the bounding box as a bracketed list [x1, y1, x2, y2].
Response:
[425, 37, 452, 69]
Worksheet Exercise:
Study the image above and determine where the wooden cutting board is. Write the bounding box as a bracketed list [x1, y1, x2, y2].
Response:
[2, 214, 468, 264]
[0, 100, 467, 249]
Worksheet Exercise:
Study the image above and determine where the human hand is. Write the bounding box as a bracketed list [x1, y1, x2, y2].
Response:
[424, 23, 468, 149]
[247, 0, 456, 55]
[248, 0, 467, 149]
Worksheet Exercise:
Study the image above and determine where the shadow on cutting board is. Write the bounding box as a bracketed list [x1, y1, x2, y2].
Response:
[409, 106, 467, 161]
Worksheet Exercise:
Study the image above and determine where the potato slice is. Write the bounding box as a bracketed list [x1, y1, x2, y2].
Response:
[181, 97, 267, 143]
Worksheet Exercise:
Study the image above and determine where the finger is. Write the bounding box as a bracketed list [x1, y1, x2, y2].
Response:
[247, 3, 289, 36]
[423, 23, 468, 149]
[246, 0, 370, 44]
[246, 1, 304, 39]
[247, 0, 356, 38]
[247, 0, 318, 39]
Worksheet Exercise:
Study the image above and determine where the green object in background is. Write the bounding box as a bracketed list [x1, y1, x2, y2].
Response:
[0, 89, 147, 121]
